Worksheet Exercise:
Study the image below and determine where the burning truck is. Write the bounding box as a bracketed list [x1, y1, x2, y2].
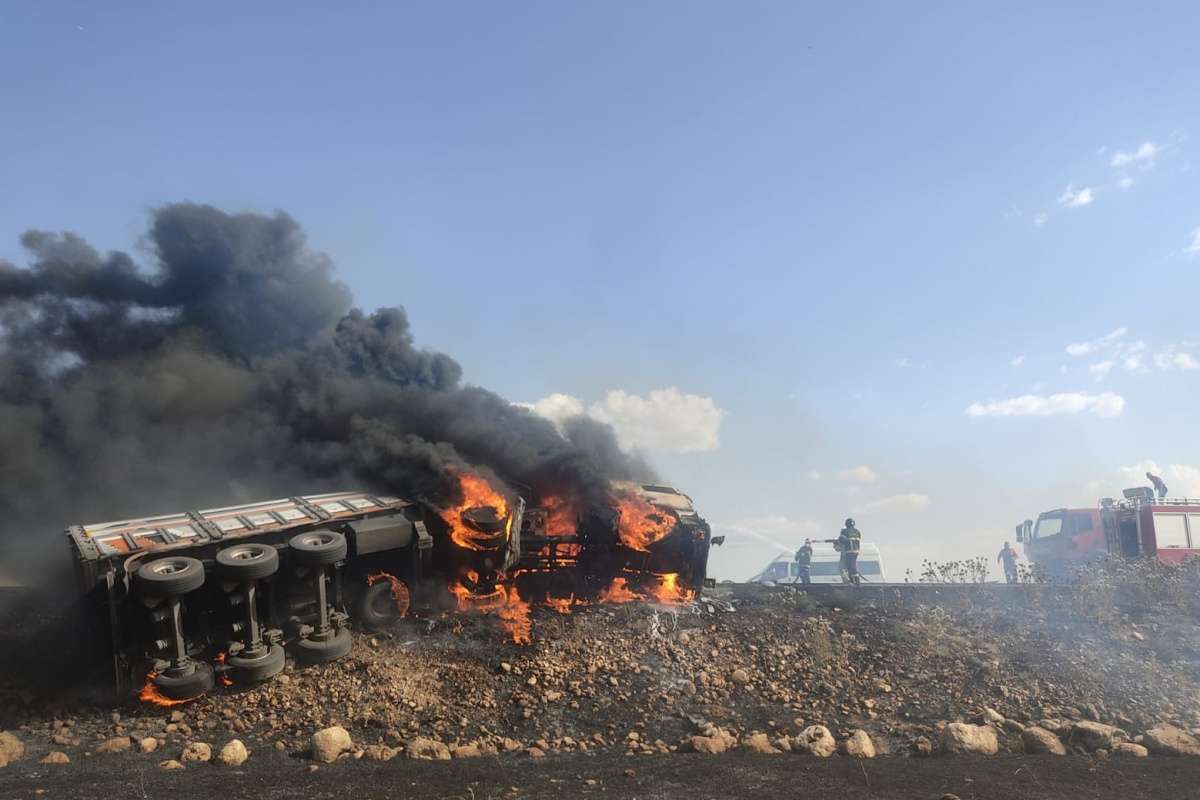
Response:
[67, 476, 714, 702]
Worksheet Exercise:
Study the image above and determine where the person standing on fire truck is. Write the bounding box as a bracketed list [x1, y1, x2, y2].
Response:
[836, 519, 862, 585]
[1147, 471, 1169, 501]
[997, 541, 1020, 584]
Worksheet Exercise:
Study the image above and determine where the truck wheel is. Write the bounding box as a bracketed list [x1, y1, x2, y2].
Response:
[136, 557, 206, 596]
[291, 627, 352, 664]
[216, 543, 279, 581]
[227, 643, 285, 683]
[288, 531, 347, 567]
[358, 580, 409, 630]
[154, 661, 214, 700]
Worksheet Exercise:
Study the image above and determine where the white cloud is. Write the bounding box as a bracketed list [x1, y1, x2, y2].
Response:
[965, 392, 1125, 418]
[1065, 327, 1128, 357]
[1153, 345, 1200, 371]
[1033, 212, 1048, 227]
[1009, 355, 1025, 367]
[1186, 227, 1200, 256]
[586, 388, 725, 453]
[839, 466, 878, 484]
[1123, 354, 1143, 371]
[893, 357, 911, 368]
[521, 387, 725, 454]
[806, 470, 822, 481]
[1110, 141, 1160, 168]
[1118, 175, 1134, 189]
[1058, 185, 1095, 208]
[863, 493, 930, 513]
[1089, 360, 1114, 381]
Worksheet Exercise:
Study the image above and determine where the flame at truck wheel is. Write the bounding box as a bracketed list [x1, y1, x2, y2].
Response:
[138, 672, 194, 707]
[367, 572, 411, 617]
[441, 474, 510, 552]
[612, 491, 677, 552]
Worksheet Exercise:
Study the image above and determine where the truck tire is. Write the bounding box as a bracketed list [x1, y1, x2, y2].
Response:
[227, 643, 285, 683]
[288, 530, 347, 567]
[357, 580, 409, 630]
[154, 660, 214, 700]
[216, 543, 279, 582]
[136, 557, 206, 596]
[291, 627, 352, 664]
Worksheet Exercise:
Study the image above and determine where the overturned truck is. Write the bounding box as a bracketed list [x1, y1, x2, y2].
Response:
[67, 482, 714, 701]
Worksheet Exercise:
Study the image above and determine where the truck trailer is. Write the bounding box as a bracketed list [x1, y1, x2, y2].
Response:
[67, 482, 714, 701]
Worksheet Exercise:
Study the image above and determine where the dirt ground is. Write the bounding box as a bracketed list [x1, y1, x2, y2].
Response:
[3, 569, 1200, 798]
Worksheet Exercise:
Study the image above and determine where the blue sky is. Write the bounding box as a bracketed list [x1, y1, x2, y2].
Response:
[3, 2, 1200, 579]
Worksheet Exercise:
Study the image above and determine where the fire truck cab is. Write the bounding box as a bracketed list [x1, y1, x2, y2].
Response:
[1017, 487, 1200, 573]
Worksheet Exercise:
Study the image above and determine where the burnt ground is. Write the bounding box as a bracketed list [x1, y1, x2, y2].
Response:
[3, 571, 1200, 798]
[2, 749, 1199, 800]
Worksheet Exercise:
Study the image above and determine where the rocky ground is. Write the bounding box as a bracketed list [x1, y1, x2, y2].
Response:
[4, 562, 1200, 797]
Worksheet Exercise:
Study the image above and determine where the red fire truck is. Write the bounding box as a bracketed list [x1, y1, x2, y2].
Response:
[1016, 487, 1200, 574]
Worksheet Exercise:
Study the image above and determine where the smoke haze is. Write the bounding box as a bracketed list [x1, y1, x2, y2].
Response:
[0, 203, 654, 578]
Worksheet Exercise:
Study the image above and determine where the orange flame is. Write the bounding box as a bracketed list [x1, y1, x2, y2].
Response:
[367, 572, 411, 617]
[597, 577, 638, 603]
[215, 652, 233, 687]
[138, 672, 193, 707]
[543, 494, 581, 536]
[648, 572, 693, 604]
[497, 586, 532, 645]
[612, 491, 676, 552]
[545, 595, 576, 614]
[441, 474, 510, 551]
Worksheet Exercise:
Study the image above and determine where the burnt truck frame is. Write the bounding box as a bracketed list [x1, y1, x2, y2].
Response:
[67, 484, 713, 700]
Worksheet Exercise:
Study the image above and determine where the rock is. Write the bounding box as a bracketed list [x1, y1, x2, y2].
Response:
[96, 737, 131, 754]
[451, 744, 482, 758]
[1070, 721, 1128, 751]
[1114, 742, 1149, 758]
[939, 723, 999, 755]
[362, 745, 397, 761]
[169, 711, 184, 723]
[1143, 725, 1200, 756]
[525, 746, 546, 758]
[841, 730, 876, 758]
[740, 733, 778, 754]
[502, 737, 523, 752]
[730, 668, 750, 686]
[159, 759, 185, 771]
[0, 732, 24, 768]
[311, 726, 353, 763]
[180, 742, 212, 763]
[1038, 719, 1072, 735]
[218, 739, 248, 767]
[139, 737, 159, 753]
[796, 725, 837, 757]
[406, 737, 451, 760]
[981, 708, 1006, 725]
[40, 752, 70, 765]
[911, 736, 934, 757]
[1002, 719, 1026, 734]
[1021, 727, 1066, 755]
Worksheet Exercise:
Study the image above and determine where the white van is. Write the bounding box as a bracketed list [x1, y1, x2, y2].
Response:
[750, 543, 886, 584]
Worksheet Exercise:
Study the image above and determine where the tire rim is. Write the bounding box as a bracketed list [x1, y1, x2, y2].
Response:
[297, 532, 336, 548]
[149, 559, 192, 576]
[224, 545, 269, 562]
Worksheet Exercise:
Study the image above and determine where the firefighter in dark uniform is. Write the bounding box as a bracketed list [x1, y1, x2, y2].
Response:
[1147, 471, 1168, 501]
[836, 518, 862, 586]
[793, 538, 813, 585]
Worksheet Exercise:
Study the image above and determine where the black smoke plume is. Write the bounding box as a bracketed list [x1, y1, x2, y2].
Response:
[0, 203, 653, 579]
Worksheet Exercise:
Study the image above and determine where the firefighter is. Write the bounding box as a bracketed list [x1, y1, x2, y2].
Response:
[836, 518, 862, 586]
[1147, 471, 1168, 501]
[793, 538, 813, 585]
[997, 540, 1020, 584]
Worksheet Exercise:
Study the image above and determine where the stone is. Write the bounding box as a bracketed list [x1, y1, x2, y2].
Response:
[841, 730, 876, 758]
[1143, 726, 1200, 756]
[981, 708, 1006, 725]
[688, 735, 729, 755]
[730, 668, 750, 685]
[1070, 721, 1128, 752]
[180, 742, 212, 763]
[1114, 743, 1149, 758]
[796, 725, 837, 758]
[0, 732, 24, 768]
[218, 739, 248, 766]
[40, 752, 70, 765]
[362, 745, 397, 761]
[912, 736, 934, 757]
[525, 746, 546, 758]
[96, 737, 131, 754]
[939, 723, 999, 755]
[451, 743, 482, 758]
[1021, 727, 1066, 756]
[159, 759, 185, 771]
[312, 726, 352, 763]
[139, 737, 159, 754]
[740, 733, 778, 754]
[406, 737, 451, 760]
